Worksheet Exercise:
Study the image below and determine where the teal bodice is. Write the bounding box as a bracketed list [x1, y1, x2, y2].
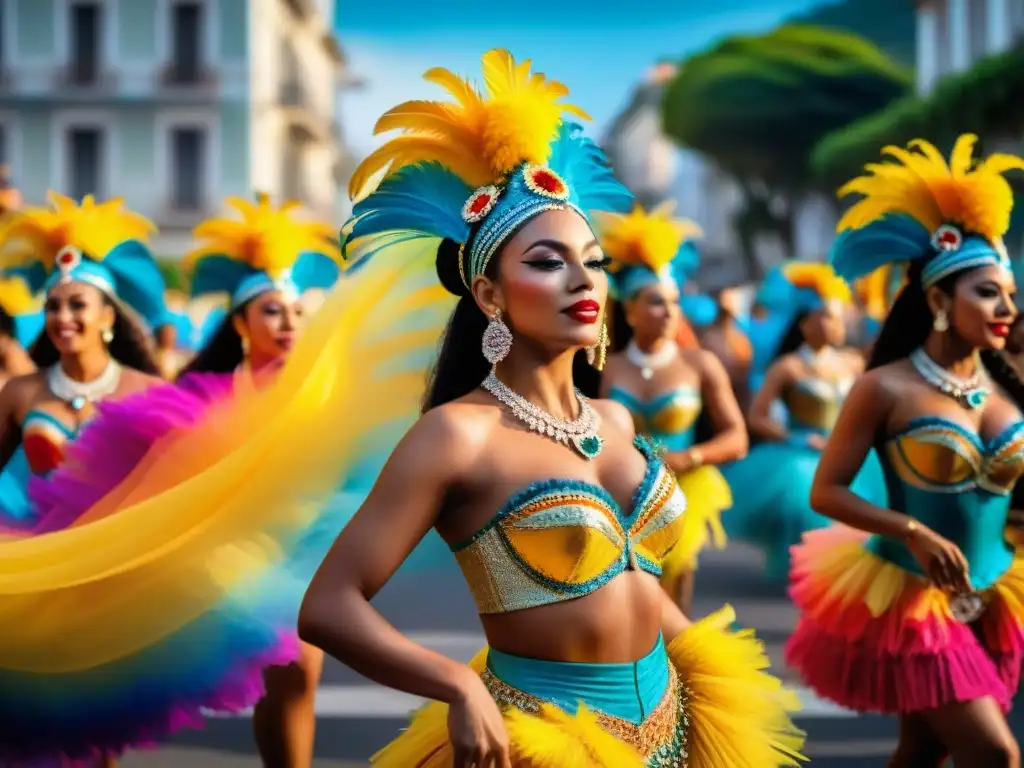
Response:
[608, 386, 701, 452]
[867, 417, 1024, 589]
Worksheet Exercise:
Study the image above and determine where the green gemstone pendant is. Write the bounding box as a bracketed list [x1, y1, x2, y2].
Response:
[964, 389, 989, 410]
[572, 433, 603, 460]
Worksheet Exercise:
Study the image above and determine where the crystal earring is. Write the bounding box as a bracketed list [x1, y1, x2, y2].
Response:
[934, 309, 949, 332]
[587, 319, 609, 371]
[101, 327, 114, 344]
[482, 309, 513, 365]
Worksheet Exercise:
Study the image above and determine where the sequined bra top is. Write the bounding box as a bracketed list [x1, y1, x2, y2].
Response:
[869, 416, 1024, 590]
[608, 386, 701, 452]
[452, 437, 688, 614]
[784, 376, 853, 435]
[21, 410, 79, 476]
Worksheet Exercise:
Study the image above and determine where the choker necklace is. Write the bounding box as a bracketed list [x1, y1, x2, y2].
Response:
[909, 348, 989, 410]
[626, 340, 678, 380]
[797, 344, 837, 369]
[47, 359, 122, 412]
[481, 369, 603, 460]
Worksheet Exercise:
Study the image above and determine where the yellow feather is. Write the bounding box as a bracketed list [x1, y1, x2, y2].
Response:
[838, 134, 1024, 243]
[0, 192, 156, 270]
[0, 276, 41, 315]
[349, 49, 589, 199]
[595, 204, 702, 275]
[782, 262, 851, 304]
[186, 196, 340, 277]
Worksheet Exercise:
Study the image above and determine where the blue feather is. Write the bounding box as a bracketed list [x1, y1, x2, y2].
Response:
[672, 241, 701, 284]
[548, 123, 633, 218]
[829, 214, 931, 283]
[343, 163, 470, 253]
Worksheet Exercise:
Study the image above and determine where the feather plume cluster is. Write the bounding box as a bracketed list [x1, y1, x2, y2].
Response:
[854, 265, 892, 321]
[0, 192, 155, 269]
[837, 134, 1024, 243]
[0, 276, 41, 314]
[594, 202, 703, 274]
[783, 262, 852, 304]
[186, 194, 340, 278]
[348, 49, 589, 200]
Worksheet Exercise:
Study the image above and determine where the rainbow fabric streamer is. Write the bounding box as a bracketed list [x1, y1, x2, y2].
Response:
[0, 241, 453, 764]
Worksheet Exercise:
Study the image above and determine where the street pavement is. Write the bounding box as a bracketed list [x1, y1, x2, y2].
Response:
[123, 542, 1024, 766]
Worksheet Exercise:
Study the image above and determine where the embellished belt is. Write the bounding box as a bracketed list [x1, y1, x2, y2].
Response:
[481, 662, 690, 766]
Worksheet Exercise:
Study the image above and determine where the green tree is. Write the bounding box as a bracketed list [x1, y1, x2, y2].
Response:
[661, 25, 910, 275]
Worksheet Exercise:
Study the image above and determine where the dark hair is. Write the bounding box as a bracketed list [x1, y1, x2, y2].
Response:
[422, 238, 599, 411]
[609, 299, 632, 353]
[31, 296, 160, 374]
[179, 309, 245, 376]
[773, 310, 811, 363]
[868, 258, 1024, 409]
[0, 306, 15, 339]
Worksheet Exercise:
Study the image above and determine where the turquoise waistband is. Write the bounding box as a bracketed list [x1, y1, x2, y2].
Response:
[485, 634, 670, 725]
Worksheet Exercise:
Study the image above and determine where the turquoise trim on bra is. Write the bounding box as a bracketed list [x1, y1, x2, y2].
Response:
[608, 385, 700, 415]
[486, 634, 669, 724]
[888, 415, 1024, 456]
[452, 435, 661, 552]
[22, 409, 77, 438]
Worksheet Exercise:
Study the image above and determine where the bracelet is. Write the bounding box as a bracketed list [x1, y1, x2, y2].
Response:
[687, 448, 704, 468]
[901, 517, 919, 541]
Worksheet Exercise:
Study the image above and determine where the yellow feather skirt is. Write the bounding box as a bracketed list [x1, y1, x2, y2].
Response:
[372, 606, 805, 768]
[660, 465, 733, 582]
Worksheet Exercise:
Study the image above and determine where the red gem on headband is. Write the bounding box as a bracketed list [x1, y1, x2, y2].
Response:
[931, 224, 963, 252]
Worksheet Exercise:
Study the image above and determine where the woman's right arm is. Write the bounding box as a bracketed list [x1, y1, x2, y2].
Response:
[746, 359, 792, 442]
[299, 405, 480, 701]
[810, 372, 970, 591]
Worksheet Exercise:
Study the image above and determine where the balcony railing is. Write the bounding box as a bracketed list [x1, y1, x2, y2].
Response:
[158, 63, 218, 89]
[52, 63, 117, 90]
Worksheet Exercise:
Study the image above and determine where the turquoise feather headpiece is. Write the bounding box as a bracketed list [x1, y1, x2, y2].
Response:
[341, 50, 632, 287]
[0, 192, 168, 331]
[828, 134, 1023, 290]
[186, 195, 342, 311]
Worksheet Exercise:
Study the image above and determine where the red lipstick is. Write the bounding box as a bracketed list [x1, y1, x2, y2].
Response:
[563, 299, 600, 324]
[990, 322, 1011, 338]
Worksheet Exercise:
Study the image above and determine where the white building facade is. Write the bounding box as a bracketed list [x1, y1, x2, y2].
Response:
[0, 0, 352, 256]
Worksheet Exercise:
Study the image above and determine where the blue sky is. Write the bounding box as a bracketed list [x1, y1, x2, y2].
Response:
[334, 0, 827, 157]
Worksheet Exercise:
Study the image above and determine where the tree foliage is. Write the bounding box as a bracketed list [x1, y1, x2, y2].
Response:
[812, 43, 1024, 189]
[661, 25, 912, 190]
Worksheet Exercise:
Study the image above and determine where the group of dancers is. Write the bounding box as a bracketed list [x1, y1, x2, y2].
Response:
[0, 48, 1019, 768]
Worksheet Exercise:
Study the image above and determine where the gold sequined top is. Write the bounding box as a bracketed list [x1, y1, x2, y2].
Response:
[452, 437, 688, 614]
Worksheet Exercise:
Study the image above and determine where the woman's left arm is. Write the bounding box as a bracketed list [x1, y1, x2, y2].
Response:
[668, 350, 748, 473]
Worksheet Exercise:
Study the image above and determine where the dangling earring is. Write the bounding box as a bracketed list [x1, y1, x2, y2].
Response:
[934, 309, 949, 332]
[101, 327, 114, 344]
[482, 309, 513, 365]
[240, 335, 250, 357]
[587, 318, 609, 371]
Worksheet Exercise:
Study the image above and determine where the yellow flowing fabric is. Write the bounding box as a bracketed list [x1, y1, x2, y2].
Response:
[0, 238, 454, 672]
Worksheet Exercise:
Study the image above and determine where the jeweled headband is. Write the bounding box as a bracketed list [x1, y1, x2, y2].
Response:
[828, 134, 1023, 290]
[341, 50, 632, 287]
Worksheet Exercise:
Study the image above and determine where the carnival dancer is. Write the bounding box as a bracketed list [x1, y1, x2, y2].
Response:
[746, 265, 797, 396]
[25, 194, 344, 765]
[786, 134, 1024, 766]
[596, 203, 746, 615]
[298, 49, 804, 768]
[721, 262, 887, 582]
[700, 285, 754, 412]
[0, 191, 446, 765]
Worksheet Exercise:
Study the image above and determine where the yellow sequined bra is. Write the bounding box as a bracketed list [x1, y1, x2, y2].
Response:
[452, 437, 687, 614]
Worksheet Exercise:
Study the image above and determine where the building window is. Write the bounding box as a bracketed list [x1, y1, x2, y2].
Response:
[67, 127, 104, 200]
[171, 2, 203, 83]
[968, 0, 988, 62]
[69, 2, 102, 85]
[170, 127, 204, 210]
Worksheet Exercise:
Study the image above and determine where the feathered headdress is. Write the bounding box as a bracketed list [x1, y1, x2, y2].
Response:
[342, 49, 632, 289]
[0, 275, 41, 316]
[594, 202, 703, 300]
[0, 192, 167, 330]
[830, 134, 1024, 289]
[186, 194, 342, 309]
[782, 262, 852, 313]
